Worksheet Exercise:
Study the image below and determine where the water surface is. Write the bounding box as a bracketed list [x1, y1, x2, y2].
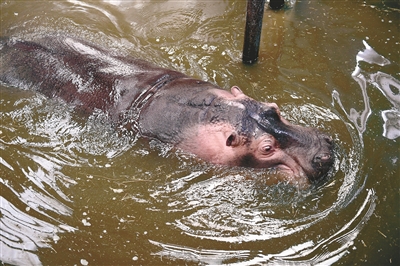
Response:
[0, 0, 399, 265]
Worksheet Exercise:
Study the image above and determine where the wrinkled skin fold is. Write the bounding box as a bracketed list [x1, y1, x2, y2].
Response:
[0, 36, 334, 186]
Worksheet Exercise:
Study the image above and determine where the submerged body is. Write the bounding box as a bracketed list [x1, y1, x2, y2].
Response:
[0, 36, 334, 185]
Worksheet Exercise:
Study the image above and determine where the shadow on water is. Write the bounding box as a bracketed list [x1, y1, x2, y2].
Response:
[0, 0, 399, 265]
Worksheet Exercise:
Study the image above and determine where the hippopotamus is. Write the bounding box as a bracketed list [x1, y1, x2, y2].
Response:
[0, 36, 334, 185]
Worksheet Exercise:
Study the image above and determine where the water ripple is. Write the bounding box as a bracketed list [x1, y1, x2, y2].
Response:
[0, 196, 75, 266]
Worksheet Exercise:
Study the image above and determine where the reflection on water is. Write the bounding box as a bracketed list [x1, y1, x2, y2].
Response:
[0, 0, 399, 265]
[0, 195, 75, 266]
[333, 40, 400, 140]
[0, 93, 134, 265]
[151, 189, 376, 265]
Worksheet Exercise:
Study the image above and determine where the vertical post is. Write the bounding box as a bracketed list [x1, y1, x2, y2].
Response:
[242, 0, 265, 64]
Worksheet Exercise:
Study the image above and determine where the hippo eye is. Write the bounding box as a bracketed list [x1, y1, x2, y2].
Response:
[261, 145, 273, 155]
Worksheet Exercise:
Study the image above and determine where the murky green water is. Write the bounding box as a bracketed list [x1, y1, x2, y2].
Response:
[0, 0, 398, 265]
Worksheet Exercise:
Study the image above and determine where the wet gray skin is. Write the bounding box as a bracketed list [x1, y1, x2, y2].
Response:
[0, 36, 334, 184]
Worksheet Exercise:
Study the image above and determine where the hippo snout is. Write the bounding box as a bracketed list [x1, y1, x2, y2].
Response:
[309, 135, 335, 182]
[315, 135, 334, 163]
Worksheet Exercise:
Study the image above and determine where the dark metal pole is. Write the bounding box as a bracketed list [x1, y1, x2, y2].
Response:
[242, 0, 265, 64]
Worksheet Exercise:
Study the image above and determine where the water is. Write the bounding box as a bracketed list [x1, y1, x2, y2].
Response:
[0, 0, 399, 265]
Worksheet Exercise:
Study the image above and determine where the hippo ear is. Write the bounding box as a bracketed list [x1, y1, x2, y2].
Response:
[231, 86, 245, 97]
[226, 132, 241, 147]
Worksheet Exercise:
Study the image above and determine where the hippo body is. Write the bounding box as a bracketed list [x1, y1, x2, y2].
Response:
[0, 36, 333, 185]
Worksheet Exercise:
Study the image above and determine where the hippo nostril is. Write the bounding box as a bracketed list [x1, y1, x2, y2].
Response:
[325, 137, 333, 145]
[313, 153, 332, 164]
[323, 135, 333, 145]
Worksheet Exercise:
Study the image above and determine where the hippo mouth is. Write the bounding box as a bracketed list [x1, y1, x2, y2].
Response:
[270, 164, 311, 187]
[275, 164, 305, 177]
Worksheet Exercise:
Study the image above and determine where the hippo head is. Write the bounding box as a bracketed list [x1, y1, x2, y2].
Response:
[180, 86, 334, 185]
[246, 109, 334, 182]
[224, 86, 334, 183]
